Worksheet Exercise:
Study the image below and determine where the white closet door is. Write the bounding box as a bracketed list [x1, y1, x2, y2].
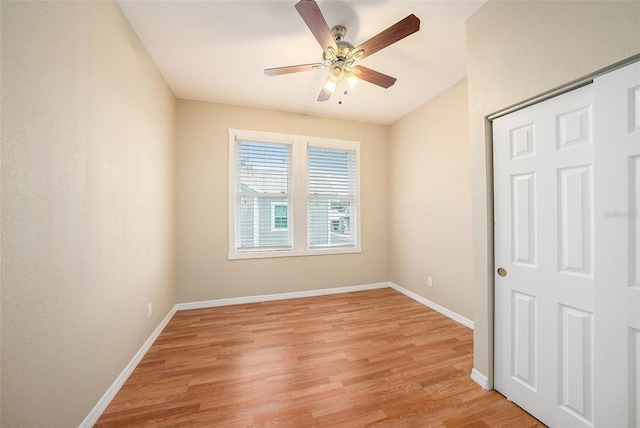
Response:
[594, 60, 640, 428]
[494, 84, 596, 427]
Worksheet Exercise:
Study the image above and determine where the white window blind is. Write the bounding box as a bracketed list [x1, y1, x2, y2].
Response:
[308, 146, 357, 248]
[235, 140, 291, 252]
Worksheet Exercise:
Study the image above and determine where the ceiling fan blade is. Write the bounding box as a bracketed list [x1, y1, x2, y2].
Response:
[264, 63, 323, 76]
[295, 0, 338, 53]
[353, 14, 420, 60]
[354, 66, 397, 88]
[317, 86, 333, 102]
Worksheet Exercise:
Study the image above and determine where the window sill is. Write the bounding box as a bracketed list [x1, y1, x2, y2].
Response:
[228, 246, 362, 260]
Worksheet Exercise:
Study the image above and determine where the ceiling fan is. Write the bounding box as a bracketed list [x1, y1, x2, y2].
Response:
[264, 0, 420, 102]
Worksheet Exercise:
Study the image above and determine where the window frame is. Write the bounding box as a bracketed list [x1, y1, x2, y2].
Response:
[228, 128, 361, 260]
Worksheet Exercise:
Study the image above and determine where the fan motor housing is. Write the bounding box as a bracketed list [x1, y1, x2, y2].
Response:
[332, 26, 353, 58]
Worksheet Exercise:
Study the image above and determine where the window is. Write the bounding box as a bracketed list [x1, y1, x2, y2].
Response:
[308, 146, 357, 248]
[234, 140, 291, 252]
[229, 129, 361, 259]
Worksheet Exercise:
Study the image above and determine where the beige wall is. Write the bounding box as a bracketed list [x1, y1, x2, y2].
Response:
[389, 79, 473, 320]
[466, 0, 640, 384]
[176, 100, 390, 303]
[1, 2, 176, 426]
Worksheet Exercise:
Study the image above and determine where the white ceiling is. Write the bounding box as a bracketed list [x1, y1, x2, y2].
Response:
[117, 0, 485, 125]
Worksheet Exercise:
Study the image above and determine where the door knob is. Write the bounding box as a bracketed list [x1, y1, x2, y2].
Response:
[497, 267, 507, 277]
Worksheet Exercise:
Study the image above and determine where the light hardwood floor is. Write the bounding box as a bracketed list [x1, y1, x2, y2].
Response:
[95, 288, 544, 427]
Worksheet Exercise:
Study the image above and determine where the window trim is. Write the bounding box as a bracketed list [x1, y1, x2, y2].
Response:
[228, 128, 361, 260]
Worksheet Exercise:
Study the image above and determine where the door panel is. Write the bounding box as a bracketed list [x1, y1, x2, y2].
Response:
[557, 164, 593, 277]
[511, 291, 537, 391]
[511, 172, 537, 266]
[494, 84, 595, 427]
[631, 155, 640, 288]
[558, 304, 593, 424]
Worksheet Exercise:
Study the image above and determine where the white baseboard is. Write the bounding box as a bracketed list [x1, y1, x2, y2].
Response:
[388, 282, 474, 329]
[79, 306, 177, 428]
[471, 368, 493, 390]
[175, 282, 390, 311]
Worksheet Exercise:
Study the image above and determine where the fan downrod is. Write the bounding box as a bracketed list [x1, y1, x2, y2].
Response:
[331, 25, 347, 41]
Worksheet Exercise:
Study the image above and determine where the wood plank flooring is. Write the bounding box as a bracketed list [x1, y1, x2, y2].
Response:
[95, 288, 544, 427]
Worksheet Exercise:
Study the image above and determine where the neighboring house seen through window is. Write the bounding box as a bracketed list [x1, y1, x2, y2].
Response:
[271, 202, 288, 230]
[228, 129, 361, 259]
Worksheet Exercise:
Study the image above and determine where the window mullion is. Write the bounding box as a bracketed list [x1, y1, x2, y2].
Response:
[292, 139, 307, 253]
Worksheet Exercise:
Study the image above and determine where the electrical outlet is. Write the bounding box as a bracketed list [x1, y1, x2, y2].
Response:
[427, 276, 433, 287]
[147, 302, 152, 319]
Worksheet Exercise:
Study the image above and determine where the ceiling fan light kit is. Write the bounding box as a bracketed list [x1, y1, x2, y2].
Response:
[264, 0, 420, 102]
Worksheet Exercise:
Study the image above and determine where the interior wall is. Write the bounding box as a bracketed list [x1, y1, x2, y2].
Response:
[389, 79, 473, 320]
[176, 100, 390, 303]
[466, 0, 640, 385]
[0, 2, 176, 426]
